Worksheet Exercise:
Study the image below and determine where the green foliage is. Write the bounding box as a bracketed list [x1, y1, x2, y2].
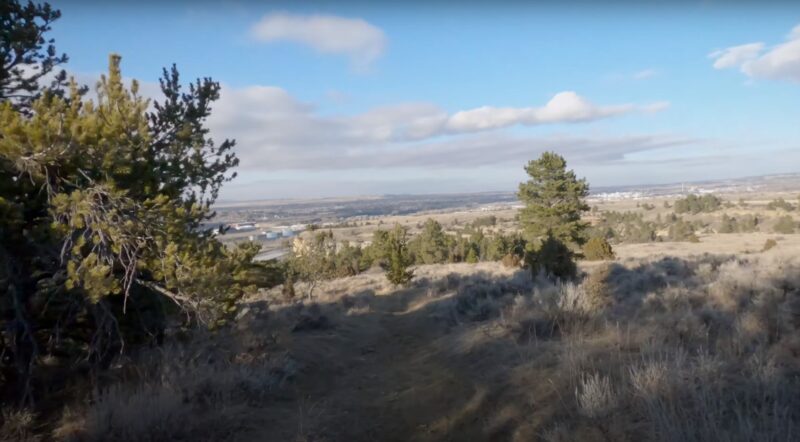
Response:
[385, 225, 414, 286]
[718, 214, 737, 234]
[485, 232, 526, 262]
[773, 215, 796, 234]
[0, 47, 259, 401]
[717, 214, 759, 234]
[1, 0, 73, 110]
[465, 247, 479, 264]
[583, 237, 615, 261]
[766, 198, 795, 212]
[333, 240, 365, 277]
[288, 230, 337, 299]
[527, 235, 577, 281]
[668, 218, 699, 242]
[673, 194, 723, 214]
[409, 219, 450, 264]
[738, 214, 759, 233]
[517, 152, 589, 248]
[286, 232, 370, 296]
[472, 215, 497, 228]
[590, 211, 657, 244]
[361, 229, 391, 268]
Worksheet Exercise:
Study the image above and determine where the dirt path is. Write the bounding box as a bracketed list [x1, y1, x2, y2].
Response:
[254, 291, 489, 442]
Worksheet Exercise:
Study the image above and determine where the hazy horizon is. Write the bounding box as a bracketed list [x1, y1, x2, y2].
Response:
[51, 0, 800, 200]
[214, 171, 800, 203]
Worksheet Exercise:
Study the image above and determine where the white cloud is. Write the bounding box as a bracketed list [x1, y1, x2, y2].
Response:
[633, 69, 658, 80]
[709, 43, 764, 69]
[640, 101, 671, 113]
[710, 24, 800, 82]
[204, 85, 671, 171]
[250, 13, 386, 70]
[62, 69, 673, 175]
[445, 92, 661, 132]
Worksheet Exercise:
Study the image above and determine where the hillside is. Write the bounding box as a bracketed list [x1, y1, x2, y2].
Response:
[43, 242, 800, 441]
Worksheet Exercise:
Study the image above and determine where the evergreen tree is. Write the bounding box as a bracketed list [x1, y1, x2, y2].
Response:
[0, 53, 268, 402]
[1, 0, 75, 110]
[673, 194, 723, 214]
[361, 229, 390, 268]
[385, 225, 414, 286]
[412, 219, 449, 264]
[517, 152, 589, 248]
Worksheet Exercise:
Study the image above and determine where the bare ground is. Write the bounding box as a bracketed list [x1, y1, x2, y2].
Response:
[256, 278, 499, 441]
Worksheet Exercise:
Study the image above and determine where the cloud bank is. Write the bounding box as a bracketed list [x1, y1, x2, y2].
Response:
[250, 13, 387, 70]
[710, 24, 800, 82]
[205, 86, 672, 171]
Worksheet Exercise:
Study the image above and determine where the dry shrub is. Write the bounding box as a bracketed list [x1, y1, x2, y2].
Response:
[556, 284, 598, 316]
[707, 258, 777, 311]
[629, 360, 670, 399]
[575, 373, 618, 419]
[582, 237, 615, 261]
[581, 264, 614, 311]
[56, 334, 295, 442]
[506, 255, 800, 441]
[762, 238, 778, 252]
[34, 257, 800, 441]
[0, 408, 40, 442]
[446, 271, 532, 323]
[733, 311, 770, 354]
[506, 280, 610, 343]
[501, 253, 521, 268]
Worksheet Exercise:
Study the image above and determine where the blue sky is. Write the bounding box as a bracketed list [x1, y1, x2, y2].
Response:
[50, 1, 800, 200]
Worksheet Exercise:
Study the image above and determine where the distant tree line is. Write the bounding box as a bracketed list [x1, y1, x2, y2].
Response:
[285, 152, 603, 290]
[673, 194, 723, 214]
[285, 220, 528, 296]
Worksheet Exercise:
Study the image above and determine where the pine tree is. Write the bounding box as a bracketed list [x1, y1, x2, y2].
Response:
[0, 52, 268, 401]
[517, 152, 590, 248]
[385, 225, 414, 286]
[517, 152, 588, 280]
[1, 0, 74, 110]
[413, 218, 449, 264]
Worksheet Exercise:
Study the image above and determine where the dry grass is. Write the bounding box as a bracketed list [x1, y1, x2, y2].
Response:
[42, 323, 296, 441]
[0, 408, 40, 442]
[11, 250, 800, 441]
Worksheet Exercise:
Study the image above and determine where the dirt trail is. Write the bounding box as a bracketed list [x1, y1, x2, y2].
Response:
[255, 290, 493, 442]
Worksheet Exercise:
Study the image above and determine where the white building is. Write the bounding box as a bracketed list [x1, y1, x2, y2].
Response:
[232, 222, 256, 231]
